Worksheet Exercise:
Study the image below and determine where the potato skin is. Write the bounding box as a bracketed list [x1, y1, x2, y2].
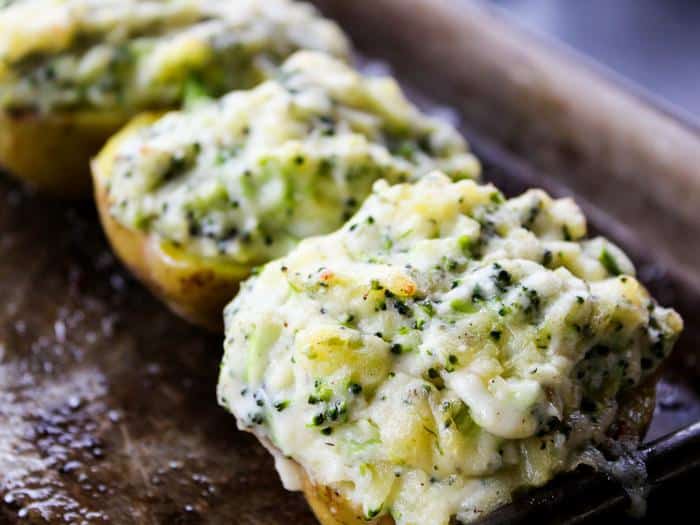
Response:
[299, 379, 658, 525]
[92, 114, 251, 331]
[0, 109, 128, 198]
[302, 471, 393, 525]
[609, 375, 658, 443]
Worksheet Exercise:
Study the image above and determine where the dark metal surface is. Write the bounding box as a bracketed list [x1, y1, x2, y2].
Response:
[0, 183, 315, 524]
[486, 0, 700, 121]
[473, 421, 700, 525]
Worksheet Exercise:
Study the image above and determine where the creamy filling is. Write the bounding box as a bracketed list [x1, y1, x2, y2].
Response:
[218, 173, 682, 525]
[104, 52, 480, 266]
[0, 0, 350, 112]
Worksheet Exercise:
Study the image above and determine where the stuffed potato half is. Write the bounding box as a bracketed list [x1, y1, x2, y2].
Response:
[0, 0, 350, 196]
[93, 114, 250, 331]
[217, 173, 682, 524]
[92, 51, 480, 330]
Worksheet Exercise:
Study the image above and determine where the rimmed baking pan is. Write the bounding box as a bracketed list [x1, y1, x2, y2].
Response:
[1, 0, 698, 523]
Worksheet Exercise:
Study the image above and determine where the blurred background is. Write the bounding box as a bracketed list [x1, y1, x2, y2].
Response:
[485, 0, 700, 122]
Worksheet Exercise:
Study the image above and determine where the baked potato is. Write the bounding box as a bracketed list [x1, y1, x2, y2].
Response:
[217, 173, 682, 524]
[92, 52, 480, 330]
[0, 109, 127, 197]
[93, 115, 251, 331]
[0, 0, 350, 196]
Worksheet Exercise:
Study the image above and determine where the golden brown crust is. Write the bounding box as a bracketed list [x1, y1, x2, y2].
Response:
[0, 109, 128, 198]
[92, 114, 251, 331]
[298, 378, 658, 525]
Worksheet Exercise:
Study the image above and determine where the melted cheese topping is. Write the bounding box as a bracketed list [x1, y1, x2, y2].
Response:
[0, 0, 349, 112]
[218, 173, 682, 525]
[105, 52, 480, 266]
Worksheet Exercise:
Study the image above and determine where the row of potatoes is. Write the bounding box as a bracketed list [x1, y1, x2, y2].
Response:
[0, 0, 479, 331]
[0, 2, 683, 525]
[0, 2, 481, 524]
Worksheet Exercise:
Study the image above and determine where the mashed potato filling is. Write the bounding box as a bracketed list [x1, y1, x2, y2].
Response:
[104, 52, 480, 265]
[0, 0, 349, 112]
[218, 173, 682, 524]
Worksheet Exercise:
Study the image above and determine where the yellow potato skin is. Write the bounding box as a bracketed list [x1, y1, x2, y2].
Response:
[0, 109, 128, 198]
[92, 114, 251, 332]
[302, 472, 393, 525]
[299, 378, 657, 525]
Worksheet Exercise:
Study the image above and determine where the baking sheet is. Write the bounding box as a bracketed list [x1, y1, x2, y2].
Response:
[2, 1, 699, 523]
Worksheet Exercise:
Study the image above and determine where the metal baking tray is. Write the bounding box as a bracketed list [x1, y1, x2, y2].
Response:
[1, 1, 698, 523]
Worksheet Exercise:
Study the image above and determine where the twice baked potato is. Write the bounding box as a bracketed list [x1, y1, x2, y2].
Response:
[0, 0, 350, 197]
[217, 173, 682, 524]
[93, 115, 251, 331]
[92, 51, 480, 330]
